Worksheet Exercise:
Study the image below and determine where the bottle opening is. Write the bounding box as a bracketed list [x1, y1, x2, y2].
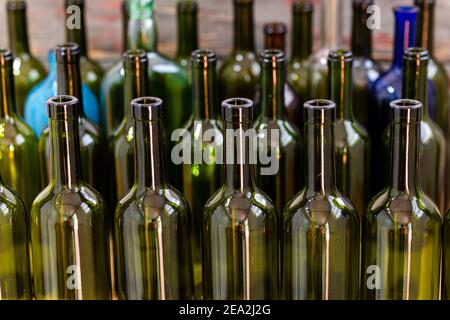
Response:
[0, 49, 14, 65]
[390, 99, 422, 123]
[260, 49, 285, 63]
[7, 0, 26, 11]
[404, 47, 429, 60]
[177, 0, 198, 13]
[47, 95, 80, 120]
[293, 0, 313, 13]
[191, 49, 216, 63]
[131, 96, 163, 121]
[65, 0, 84, 7]
[55, 43, 80, 62]
[328, 49, 353, 61]
[390, 99, 422, 109]
[222, 98, 253, 123]
[123, 49, 148, 67]
[304, 99, 336, 124]
[394, 5, 419, 14]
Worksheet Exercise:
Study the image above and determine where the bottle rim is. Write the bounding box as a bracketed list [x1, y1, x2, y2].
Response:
[123, 50, 149, 68]
[177, 0, 198, 13]
[131, 96, 164, 121]
[404, 47, 429, 61]
[0, 48, 14, 66]
[222, 98, 253, 123]
[191, 49, 217, 63]
[55, 43, 81, 62]
[7, 0, 26, 11]
[260, 49, 285, 64]
[47, 95, 80, 120]
[293, 0, 313, 13]
[328, 49, 353, 62]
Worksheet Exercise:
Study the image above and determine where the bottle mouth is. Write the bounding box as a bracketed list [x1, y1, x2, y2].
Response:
[393, 5, 419, 15]
[222, 98, 253, 123]
[304, 99, 336, 124]
[328, 49, 353, 62]
[260, 49, 285, 64]
[55, 43, 81, 62]
[234, 0, 253, 7]
[404, 47, 429, 61]
[191, 49, 217, 63]
[123, 49, 148, 68]
[390, 99, 422, 110]
[293, 0, 313, 13]
[177, 0, 198, 13]
[7, 0, 26, 11]
[263, 22, 287, 36]
[131, 96, 163, 121]
[47, 95, 80, 120]
[65, 0, 84, 7]
[0, 48, 14, 66]
[390, 99, 422, 124]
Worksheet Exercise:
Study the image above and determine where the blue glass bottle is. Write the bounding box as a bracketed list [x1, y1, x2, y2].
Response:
[23, 50, 99, 137]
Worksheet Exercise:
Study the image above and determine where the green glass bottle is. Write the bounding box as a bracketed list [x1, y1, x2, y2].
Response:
[287, 0, 313, 130]
[218, 0, 260, 103]
[263, 23, 301, 130]
[38, 44, 104, 196]
[180, 49, 222, 299]
[282, 99, 359, 300]
[203, 98, 278, 300]
[254, 49, 302, 216]
[382, 48, 445, 212]
[6, 0, 47, 116]
[351, 0, 381, 129]
[65, 0, 104, 101]
[114, 97, 194, 300]
[176, 0, 199, 81]
[328, 50, 370, 221]
[0, 49, 40, 213]
[0, 170, 31, 300]
[101, 0, 191, 138]
[362, 99, 441, 300]
[444, 210, 450, 299]
[31, 95, 111, 300]
[109, 50, 148, 205]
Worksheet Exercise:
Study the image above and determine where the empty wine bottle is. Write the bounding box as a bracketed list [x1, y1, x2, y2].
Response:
[328, 50, 370, 221]
[65, 0, 104, 102]
[263, 22, 301, 129]
[218, 0, 260, 103]
[351, 0, 381, 129]
[114, 97, 194, 300]
[180, 49, 222, 299]
[38, 44, 104, 196]
[176, 0, 199, 81]
[109, 50, 148, 205]
[6, 0, 46, 115]
[282, 100, 359, 300]
[203, 98, 278, 300]
[362, 99, 441, 300]
[31, 95, 111, 300]
[0, 49, 40, 213]
[0, 170, 31, 300]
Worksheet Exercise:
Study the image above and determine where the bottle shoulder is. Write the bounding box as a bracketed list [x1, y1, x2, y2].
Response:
[0, 116, 37, 144]
[254, 119, 301, 147]
[219, 51, 261, 78]
[13, 54, 47, 77]
[0, 183, 26, 214]
[80, 56, 104, 77]
[334, 119, 370, 146]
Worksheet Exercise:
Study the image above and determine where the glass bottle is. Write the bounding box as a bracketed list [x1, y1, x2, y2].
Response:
[122, 0, 128, 52]
[351, 0, 381, 129]
[31, 95, 111, 300]
[65, 0, 104, 102]
[114, 97, 194, 300]
[203, 98, 278, 300]
[218, 0, 260, 103]
[0, 170, 31, 300]
[362, 99, 441, 300]
[6, 0, 47, 115]
[180, 49, 222, 299]
[444, 210, 450, 299]
[0, 49, 40, 213]
[328, 50, 370, 221]
[176, 0, 199, 81]
[262, 22, 301, 129]
[38, 44, 104, 196]
[109, 50, 149, 205]
[282, 99, 359, 300]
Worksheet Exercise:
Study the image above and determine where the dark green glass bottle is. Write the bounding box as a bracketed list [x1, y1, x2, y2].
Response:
[382, 48, 445, 212]
[263, 23, 301, 130]
[176, 0, 198, 81]
[218, 0, 260, 103]
[254, 49, 302, 216]
[65, 0, 104, 101]
[0, 49, 40, 213]
[287, 0, 313, 130]
[328, 50, 370, 221]
[109, 50, 148, 205]
[180, 49, 222, 299]
[38, 44, 104, 196]
[114, 97, 194, 300]
[203, 98, 278, 300]
[351, 0, 381, 129]
[362, 99, 441, 300]
[31, 95, 111, 300]
[6, 0, 47, 115]
[282, 99, 359, 300]
[0, 170, 31, 300]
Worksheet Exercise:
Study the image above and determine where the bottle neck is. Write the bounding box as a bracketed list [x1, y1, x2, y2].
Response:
[192, 59, 216, 120]
[0, 62, 17, 118]
[50, 118, 83, 188]
[416, 1, 435, 56]
[66, 5, 88, 57]
[7, 7, 30, 55]
[127, 1, 158, 52]
[403, 59, 429, 117]
[124, 64, 148, 124]
[393, 11, 417, 68]
[56, 59, 85, 117]
[234, 2, 255, 52]
[133, 119, 166, 189]
[176, 8, 198, 60]
[292, 9, 312, 59]
[305, 122, 336, 194]
[351, 5, 372, 58]
[329, 59, 353, 120]
[260, 60, 285, 120]
[264, 31, 285, 52]
[320, 0, 342, 50]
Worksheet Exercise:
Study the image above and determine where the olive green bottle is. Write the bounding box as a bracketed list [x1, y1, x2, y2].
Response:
[263, 23, 301, 129]
[114, 97, 194, 300]
[0, 171, 31, 300]
[362, 99, 441, 300]
[203, 98, 278, 300]
[6, 0, 47, 115]
[38, 44, 104, 196]
[382, 48, 445, 212]
[31, 95, 111, 300]
[282, 99, 359, 300]
[0, 49, 40, 213]
[176, 0, 199, 81]
[254, 49, 302, 216]
[180, 49, 222, 299]
[65, 0, 104, 101]
[287, 0, 313, 130]
[109, 50, 148, 205]
[218, 0, 260, 103]
[328, 50, 370, 221]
